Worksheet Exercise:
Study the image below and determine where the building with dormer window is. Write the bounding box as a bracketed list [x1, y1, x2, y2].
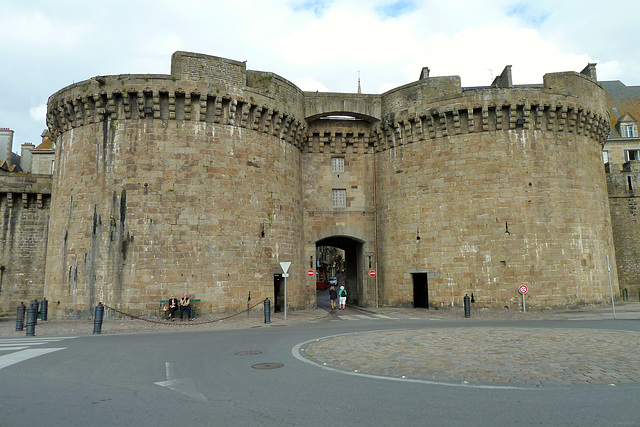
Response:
[602, 81, 640, 299]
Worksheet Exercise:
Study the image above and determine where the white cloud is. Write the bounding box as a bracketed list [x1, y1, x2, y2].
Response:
[1, 0, 639, 152]
[29, 104, 47, 123]
[294, 77, 329, 92]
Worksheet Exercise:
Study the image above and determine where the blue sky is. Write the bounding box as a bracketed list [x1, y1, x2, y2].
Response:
[1, 0, 639, 152]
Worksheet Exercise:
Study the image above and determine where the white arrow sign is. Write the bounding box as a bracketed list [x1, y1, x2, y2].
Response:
[154, 362, 206, 401]
[280, 262, 291, 274]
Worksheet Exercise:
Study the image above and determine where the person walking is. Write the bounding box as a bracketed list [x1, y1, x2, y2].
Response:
[338, 285, 347, 310]
[329, 285, 337, 310]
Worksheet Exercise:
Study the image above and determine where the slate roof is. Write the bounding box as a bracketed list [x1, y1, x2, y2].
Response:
[600, 80, 640, 137]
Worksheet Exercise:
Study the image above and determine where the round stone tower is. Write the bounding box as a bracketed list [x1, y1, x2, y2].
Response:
[374, 66, 615, 308]
[45, 52, 308, 317]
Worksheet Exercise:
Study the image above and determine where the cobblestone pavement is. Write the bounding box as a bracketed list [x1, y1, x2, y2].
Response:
[303, 327, 640, 387]
[298, 302, 640, 387]
[3, 302, 640, 387]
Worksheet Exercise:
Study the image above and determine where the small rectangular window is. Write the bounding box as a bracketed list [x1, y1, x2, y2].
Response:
[331, 157, 344, 172]
[602, 150, 609, 164]
[332, 189, 346, 207]
[622, 124, 638, 138]
[625, 150, 640, 161]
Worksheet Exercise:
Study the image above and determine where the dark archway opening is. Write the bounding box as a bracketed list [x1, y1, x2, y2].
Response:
[315, 235, 364, 308]
[412, 273, 429, 308]
[273, 274, 283, 313]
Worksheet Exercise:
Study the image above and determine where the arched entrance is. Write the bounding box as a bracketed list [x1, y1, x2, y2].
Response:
[315, 235, 366, 308]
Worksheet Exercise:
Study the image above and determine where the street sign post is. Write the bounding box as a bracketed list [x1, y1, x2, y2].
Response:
[518, 285, 528, 312]
[280, 262, 291, 320]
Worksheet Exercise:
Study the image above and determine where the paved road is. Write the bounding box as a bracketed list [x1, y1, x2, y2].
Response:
[1, 304, 640, 426]
[1, 298, 639, 424]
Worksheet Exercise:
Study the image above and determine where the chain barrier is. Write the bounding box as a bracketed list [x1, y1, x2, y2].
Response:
[101, 298, 267, 326]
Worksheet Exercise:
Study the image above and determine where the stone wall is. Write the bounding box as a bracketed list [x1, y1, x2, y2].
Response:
[0, 174, 51, 314]
[302, 119, 377, 305]
[607, 161, 640, 299]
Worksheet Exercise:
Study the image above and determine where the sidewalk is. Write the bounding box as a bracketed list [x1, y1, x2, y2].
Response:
[2, 301, 638, 338]
[0, 307, 329, 338]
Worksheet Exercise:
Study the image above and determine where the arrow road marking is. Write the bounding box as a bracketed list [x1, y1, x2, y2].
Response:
[154, 362, 206, 401]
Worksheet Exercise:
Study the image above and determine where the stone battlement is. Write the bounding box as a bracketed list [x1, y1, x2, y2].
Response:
[47, 53, 609, 159]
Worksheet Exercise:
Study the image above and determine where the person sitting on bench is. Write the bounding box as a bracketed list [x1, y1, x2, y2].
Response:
[168, 295, 179, 320]
[180, 293, 192, 321]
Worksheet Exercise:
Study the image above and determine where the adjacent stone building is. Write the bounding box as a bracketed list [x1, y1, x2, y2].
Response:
[0, 52, 619, 317]
[601, 80, 640, 300]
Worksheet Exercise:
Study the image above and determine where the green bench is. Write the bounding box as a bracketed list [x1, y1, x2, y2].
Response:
[159, 299, 201, 320]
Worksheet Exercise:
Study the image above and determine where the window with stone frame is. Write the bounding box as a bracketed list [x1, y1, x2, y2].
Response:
[625, 149, 640, 161]
[332, 189, 346, 207]
[602, 150, 610, 164]
[331, 157, 344, 172]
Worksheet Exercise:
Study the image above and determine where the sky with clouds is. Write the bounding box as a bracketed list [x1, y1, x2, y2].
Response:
[2, 0, 639, 152]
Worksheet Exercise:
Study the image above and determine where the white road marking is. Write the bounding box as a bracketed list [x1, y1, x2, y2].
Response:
[0, 348, 65, 370]
[292, 332, 532, 391]
[154, 362, 207, 401]
[0, 342, 45, 347]
[331, 314, 400, 321]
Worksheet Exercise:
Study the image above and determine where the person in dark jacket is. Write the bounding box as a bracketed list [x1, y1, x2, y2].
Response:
[329, 285, 338, 310]
[168, 295, 179, 320]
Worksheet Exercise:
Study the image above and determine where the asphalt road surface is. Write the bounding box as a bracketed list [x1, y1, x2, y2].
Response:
[1, 315, 640, 426]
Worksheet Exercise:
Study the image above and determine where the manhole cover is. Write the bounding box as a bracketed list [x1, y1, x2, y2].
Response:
[252, 363, 284, 369]
[235, 351, 263, 356]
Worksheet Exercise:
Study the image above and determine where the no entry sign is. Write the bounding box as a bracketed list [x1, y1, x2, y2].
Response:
[307, 269, 314, 277]
[369, 270, 376, 277]
[519, 285, 528, 294]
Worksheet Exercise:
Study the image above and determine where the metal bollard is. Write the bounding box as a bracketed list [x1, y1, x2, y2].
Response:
[16, 304, 24, 331]
[31, 300, 39, 325]
[93, 302, 104, 334]
[264, 298, 271, 324]
[25, 305, 37, 336]
[464, 294, 471, 318]
[40, 298, 48, 321]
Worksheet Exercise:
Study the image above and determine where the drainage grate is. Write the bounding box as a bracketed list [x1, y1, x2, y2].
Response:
[235, 351, 263, 356]
[252, 363, 284, 369]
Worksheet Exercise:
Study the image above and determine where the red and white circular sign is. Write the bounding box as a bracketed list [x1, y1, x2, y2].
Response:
[369, 270, 376, 277]
[307, 269, 314, 277]
[518, 285, 528, 294]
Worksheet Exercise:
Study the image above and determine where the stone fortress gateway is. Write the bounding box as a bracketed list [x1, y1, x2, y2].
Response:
[42, 51, 615, 318]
